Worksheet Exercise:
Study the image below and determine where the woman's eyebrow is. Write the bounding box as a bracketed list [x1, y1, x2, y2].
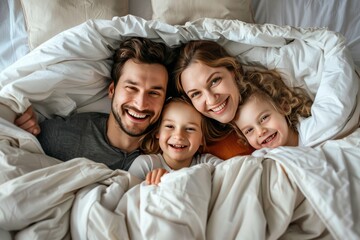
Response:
[186, 72, 219, 95]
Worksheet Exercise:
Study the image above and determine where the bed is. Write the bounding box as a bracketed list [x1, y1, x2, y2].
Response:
[1, 0, 360, 239]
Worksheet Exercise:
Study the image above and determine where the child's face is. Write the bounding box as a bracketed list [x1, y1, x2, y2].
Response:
[156, 101, 203, 169]
[234, 96, 298, 150]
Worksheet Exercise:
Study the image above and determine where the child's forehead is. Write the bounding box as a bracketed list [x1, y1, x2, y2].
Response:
[164, 101, 196, 113]
[250, 92, 274, 105]
[162, 101, 202, 121]
[241, 93, 277, 113]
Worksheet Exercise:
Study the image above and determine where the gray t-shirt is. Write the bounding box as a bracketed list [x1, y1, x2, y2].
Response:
[37, 112, 140, 170]
[128, 153, 223, 180]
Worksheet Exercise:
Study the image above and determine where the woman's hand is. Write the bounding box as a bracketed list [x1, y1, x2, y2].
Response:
[14, 106, 41, 135]
[146, 168, 168, 185]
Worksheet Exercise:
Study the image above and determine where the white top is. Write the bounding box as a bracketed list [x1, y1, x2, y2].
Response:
[128, 153, 223, 180]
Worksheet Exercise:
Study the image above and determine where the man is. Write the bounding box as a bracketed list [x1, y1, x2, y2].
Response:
[14, 37, 176, 170]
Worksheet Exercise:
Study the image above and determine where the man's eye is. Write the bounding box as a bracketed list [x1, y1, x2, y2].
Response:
[149, 91, 161, 96]
[126, 86, 137, 92]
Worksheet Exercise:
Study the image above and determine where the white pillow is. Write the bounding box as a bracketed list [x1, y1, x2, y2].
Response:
[20, 0, 129, 50]
[151, 0, 254, 25]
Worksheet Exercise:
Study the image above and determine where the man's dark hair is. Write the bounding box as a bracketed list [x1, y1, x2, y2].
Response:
[111, 37, 176, 89]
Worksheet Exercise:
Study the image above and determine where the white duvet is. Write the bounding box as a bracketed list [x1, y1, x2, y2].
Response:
[0, 15, 359, 239]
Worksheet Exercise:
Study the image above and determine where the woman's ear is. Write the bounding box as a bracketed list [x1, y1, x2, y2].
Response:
[155, 132, 160, 139]
[108, 81, 115, 98]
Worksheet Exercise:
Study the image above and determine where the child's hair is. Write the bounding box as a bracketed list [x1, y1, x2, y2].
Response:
[233, 69, 313, 145]
[140, 97, 216, 154]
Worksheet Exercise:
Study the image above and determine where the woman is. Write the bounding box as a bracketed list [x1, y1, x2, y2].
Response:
[173, 40, 244, 125]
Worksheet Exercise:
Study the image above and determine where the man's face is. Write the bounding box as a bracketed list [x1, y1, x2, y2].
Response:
[109, 59, 168, 137]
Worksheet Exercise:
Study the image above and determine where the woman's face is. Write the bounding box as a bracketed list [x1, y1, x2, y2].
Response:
[180, 62, 240, 123]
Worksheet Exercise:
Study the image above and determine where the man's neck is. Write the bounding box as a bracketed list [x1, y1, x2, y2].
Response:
[106, 116, 140, 153]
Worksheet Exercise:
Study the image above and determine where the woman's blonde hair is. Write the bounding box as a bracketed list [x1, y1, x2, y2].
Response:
[233, 69, 313, 144]
[140, 97, 221, 154]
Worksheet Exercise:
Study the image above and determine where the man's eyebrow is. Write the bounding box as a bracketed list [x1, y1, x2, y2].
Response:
[186, 72, 218, 95]
[124, 80, 138, 85]
[151, 86, 166, 91]
[124, 80, 165, 91]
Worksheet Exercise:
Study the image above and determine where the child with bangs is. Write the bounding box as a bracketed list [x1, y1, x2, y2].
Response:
[128, 97, 223, 185]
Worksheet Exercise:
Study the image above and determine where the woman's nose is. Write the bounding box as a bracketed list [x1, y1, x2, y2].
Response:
[204, 91, 218, 104]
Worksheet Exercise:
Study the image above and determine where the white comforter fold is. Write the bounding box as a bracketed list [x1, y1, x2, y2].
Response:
[0, 15, 360, 239]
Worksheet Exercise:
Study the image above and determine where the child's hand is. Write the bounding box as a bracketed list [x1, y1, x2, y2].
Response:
[146, 168, 168, 185]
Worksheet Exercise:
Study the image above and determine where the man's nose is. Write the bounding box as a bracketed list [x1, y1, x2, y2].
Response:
[134, 93, 148, 110]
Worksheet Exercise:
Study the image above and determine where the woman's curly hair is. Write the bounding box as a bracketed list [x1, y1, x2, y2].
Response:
[232, 69, 313, 145]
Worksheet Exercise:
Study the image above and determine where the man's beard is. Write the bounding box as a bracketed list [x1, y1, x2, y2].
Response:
[111, 103, 153, 137]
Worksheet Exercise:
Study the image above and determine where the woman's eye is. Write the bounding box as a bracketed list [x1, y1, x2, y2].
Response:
[190, 92, 200, 98]
[164, 125, 174, 129]
[211, 77, 221, 86]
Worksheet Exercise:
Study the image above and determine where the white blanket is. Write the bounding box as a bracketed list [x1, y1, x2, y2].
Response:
[0, 15, 360, 239]
[0, 116, 359, 239]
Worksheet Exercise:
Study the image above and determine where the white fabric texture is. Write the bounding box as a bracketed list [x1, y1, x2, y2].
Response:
[252, 0, 360, 68]
[0, 0, 29, 73]
[128, 153, 223, 180]
[2, 0, 360, 72]
[0, 16, 359, 239]
[151, 0, 254, 25]
[20, 0, 129, 50]
[1, 114, 359, 239]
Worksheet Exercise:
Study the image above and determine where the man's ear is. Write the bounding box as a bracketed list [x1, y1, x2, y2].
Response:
[108, 81, 115, 98]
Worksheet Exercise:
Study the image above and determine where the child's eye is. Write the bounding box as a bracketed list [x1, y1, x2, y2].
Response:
[164, 125, 174, 129]
[186, 127, 196, 132]
[243, 128, 253, 135]
[260, 114, 269, 123]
